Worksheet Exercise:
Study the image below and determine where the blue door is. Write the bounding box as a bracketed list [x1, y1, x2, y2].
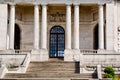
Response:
[50, 26, 65, 58]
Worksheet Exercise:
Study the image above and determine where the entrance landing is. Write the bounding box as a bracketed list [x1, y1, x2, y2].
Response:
[49, 58, 64, 62]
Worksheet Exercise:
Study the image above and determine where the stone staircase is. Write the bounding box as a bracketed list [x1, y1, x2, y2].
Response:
[3, 61, 97, 80]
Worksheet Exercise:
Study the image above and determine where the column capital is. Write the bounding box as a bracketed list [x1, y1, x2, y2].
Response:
[33, 3, 40, 6]
[73, 3, 80, 6]
[66, 3, 72, 6]
[98, 3, 104, 6]
[41, 3, 48, 6]
[9, 3, 16, 6]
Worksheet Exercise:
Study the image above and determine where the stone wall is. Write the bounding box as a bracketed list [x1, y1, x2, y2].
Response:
[116, 1, 120, 52]
[0, 4, 8, 50]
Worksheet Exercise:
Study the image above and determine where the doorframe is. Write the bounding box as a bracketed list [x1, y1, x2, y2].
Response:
[49, 25, 65, 58]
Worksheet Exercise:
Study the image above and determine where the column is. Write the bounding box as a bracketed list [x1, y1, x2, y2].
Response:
[41, 4, 47, 49]
[65, 4, 71, 49]
[98, 4, 104, 50]
[34, 4, 40, 49]
[73, 4, 80, 49]
[9, 4, 15, 49]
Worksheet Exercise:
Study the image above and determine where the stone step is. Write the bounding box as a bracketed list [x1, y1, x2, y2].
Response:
[27, 62, 79, 73]
[27, 70, 75, 73]
[29, 62, 77, 68]
[28, 65, 76, 68]
[5, 73, 94, 78]
[0, 78, 96, 80]
[4, 62, 97, 79]
[27, 68, 76, 71]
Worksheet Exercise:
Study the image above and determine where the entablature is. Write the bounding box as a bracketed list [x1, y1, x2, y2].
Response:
[0, 0, 113, 5]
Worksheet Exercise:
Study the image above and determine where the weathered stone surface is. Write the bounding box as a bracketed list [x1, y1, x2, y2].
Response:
[0, 4, 8, 50]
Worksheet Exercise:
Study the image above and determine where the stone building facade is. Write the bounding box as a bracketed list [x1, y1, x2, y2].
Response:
[0, 0, 120, 63]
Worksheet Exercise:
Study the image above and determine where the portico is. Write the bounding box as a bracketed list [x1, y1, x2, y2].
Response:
[0, 0, 114, 61]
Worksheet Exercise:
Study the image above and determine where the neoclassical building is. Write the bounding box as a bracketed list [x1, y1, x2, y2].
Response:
[0, 0, 120, 64]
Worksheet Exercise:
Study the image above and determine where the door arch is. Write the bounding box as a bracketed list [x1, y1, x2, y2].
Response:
[50, 26, 65, 58]
[93, 24, 99, 50]
[14, 24, 21, 50]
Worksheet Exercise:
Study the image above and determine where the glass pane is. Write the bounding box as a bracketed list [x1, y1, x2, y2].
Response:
[58, 34, 64, 57]
[50, 34, 57, 57]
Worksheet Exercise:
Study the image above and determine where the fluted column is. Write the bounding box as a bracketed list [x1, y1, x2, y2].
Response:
[65, 4, 71, 49]
[9, 4, 15, 49]
[41, 4, 47, 49]
[73, 4, 80, 49]
[34, 4, 40, 49]
[98, 4, 104, 50]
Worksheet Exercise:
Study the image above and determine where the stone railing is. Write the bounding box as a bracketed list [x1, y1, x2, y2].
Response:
[0, 53, 27, 69]
[82, 53, 120, 66]
[80, 50, 120, 73]
[8, 53, 31, 73]
[15, 50, 31, 53]
[0, 50, 31, 54]
[0, 53, 30, 73]
[80, 49, 116, 54]
[0, 53, 31, 77]
[81, 49, 98, 53]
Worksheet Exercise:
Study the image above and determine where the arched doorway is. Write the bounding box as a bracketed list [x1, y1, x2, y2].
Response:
[14, 24, 21, 50]
[50, 26, 65, 58]
[93, 24, 99, 49]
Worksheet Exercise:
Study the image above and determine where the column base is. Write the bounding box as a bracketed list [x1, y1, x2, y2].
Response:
[31, 49, 48, 61]
[64, 49, 80, 62]
[97, 49, 105, 53]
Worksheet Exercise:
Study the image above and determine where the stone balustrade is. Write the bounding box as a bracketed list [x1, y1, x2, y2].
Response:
[0, 54, 27, 68]
[82, 53, 120, 66]
[81, 49, 98, 53]
[0, 50, 31, 54]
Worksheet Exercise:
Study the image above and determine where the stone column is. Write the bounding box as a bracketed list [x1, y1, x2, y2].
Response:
[41, 4, 47, 49]
[34, 4, 40, 49]
[64, 4, 81, 61]
[98, 4, 104, 50]
[65, 4, 71, 49]
[73, 4, 80, 49]
[9, 4, 15, 49]
[31, 4, 48, 61]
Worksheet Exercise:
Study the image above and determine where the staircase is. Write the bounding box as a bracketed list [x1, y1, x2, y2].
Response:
[4, 61, 97, 80]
